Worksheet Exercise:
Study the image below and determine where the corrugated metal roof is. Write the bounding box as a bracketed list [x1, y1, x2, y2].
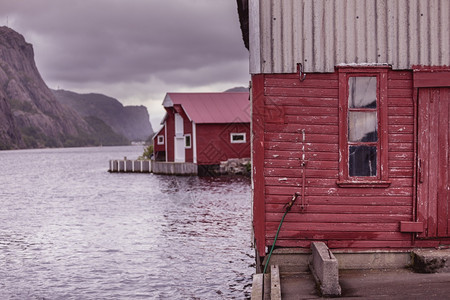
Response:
[249, 0, 450, 74]
[163, 92, 250, 124]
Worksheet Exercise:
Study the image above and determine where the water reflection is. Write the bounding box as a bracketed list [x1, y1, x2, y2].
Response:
[0, 147, 254, 299]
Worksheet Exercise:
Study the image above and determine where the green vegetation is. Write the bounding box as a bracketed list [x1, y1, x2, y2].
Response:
[138, 144, 153, 160]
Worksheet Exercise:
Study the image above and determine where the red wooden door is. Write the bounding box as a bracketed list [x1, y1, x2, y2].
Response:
[417, 88, 450, 238]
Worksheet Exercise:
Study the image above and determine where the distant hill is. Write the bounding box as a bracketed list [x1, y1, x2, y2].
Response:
[224, 86, 249, 93]
[53, 89, 154, 142]
[0, 26, 153, 149]
[0, 26, 93, 149]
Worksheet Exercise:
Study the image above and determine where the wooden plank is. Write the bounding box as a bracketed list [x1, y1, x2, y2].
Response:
[388, 143, 414, 151]
[265, 96, 338, 107]
[265, 72, 339, 81]
[428, 88, 439, 237]
[264, 132, 338, 143]
[266, 195, 412, 206]
[388, 71, 413, 80]
[400, 221, 424, 233]
[252, 74, 266, 256]
[265, 123, 339, 134]
[389, 152, 414, 161]
[264, 168, 338, 178]
[388, 106, 414, 115]
[264, 141, 338, 152]
[388, 97, 415, 107]
[284, 115, 339, 125]
[437, 88, 449, 237]
[265, 204, 412, 214]
[265, 159, 338, 169]
[265, 77, 339, 88]
[388, 124, 414, 134]
[277, 105, 338, 116]
[265, 150, 338, 161]
[388, 88, 413, 98]
[265, 186, 413, 197]
[387, 79, 413, 89]
[267, 231, 408, 241]
[413, 70, 450, 87]
[265, 86, 338, 98]
[265, 177, 412, 188]
[266, 213, 410, 223]
[266, 222, 399, 232]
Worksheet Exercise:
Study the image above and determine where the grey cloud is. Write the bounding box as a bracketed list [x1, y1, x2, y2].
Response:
[2, 0, 247, 85]
[0, 0, 249, 127]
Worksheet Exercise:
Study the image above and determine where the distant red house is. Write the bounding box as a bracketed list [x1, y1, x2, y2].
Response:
[238, 0, 450, 263]
[153, 92, 250, 174]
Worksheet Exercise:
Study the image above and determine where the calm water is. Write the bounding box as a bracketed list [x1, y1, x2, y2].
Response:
[0, 146, 254, 299]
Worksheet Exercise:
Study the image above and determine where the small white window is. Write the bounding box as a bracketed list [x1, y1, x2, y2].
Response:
[230, 133, 246, 143]
[157, 135, 164, 145]
[184, 134, 191, 148]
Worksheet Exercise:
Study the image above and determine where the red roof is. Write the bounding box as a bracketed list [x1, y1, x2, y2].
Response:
[163, 92, 250, 124]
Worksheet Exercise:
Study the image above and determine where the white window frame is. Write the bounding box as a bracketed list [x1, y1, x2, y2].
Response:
[230, 133, 246, 144]
[184, 134, 192, 149]
[157, 135, 164, 145]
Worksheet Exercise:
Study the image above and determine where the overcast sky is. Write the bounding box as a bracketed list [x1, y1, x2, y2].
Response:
[0, 0, 249, 129]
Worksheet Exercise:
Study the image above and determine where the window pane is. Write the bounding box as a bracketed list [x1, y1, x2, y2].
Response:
[348, 77, 377, 108]
[348, 111, 377, 142]
[349, 145, 377, 177]
[185, 135, 191, 147]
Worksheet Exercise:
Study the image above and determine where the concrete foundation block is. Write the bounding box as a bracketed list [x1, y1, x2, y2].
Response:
[309, 242, 341, 297]
[270, 265, 282, 300]
[412, 249, 450, 273]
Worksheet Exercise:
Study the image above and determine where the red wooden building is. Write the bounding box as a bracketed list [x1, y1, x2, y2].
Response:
[238, 0, 450, 261]
[153, 92, 250, 174]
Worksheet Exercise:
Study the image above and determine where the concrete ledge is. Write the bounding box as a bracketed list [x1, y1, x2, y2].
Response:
[334, 251, 411, 270]
[261, 248, 311, 273]
[412, 249, 450, 273]
[270, 265, 281, 300]
[309, 242, 341, 297]
[250, 273, 263, 300]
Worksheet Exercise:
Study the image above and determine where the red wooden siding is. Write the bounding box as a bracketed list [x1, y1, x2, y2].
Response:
[153, 125, 165, 153]
[196, 123, 250, 165]
[256, 68, 418, 252]
[417, 87, 450, 238]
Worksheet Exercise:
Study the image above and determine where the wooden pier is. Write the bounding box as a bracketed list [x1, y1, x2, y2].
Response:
[108, 159, 197, 175]
[109, 159, 151, 173]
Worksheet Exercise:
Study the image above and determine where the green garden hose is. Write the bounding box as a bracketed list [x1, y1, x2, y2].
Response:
[263, 192, 300, 274]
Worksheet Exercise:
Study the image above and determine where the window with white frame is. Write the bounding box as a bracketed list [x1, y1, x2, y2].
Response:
[184, 134, 191, 148]
[230, 133, 246, 143]
[157, 135, 164, 145]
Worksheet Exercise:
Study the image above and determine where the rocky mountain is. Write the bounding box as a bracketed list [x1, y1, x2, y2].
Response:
[0, 26, 97, 149]
[0, 26, 152, 149]
[53, 89, 153, 142]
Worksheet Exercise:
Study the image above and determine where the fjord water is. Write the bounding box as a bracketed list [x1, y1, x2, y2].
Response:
[0, 146, 254, 299]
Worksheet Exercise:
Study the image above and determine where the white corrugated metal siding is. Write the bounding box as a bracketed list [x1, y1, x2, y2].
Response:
[249, 0, 450, 74]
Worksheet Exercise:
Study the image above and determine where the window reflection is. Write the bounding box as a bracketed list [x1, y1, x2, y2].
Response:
[348, 112, 377, 142]
[348, 77, 377, 108]
[349, 145, 377, 176]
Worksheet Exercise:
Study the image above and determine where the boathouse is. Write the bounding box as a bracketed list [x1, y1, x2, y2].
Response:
[153, 92, 251, 175]
[238, 0, 450, 266]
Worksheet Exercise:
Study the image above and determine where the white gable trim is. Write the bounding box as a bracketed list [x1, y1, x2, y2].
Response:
[162, 94, 173, 107]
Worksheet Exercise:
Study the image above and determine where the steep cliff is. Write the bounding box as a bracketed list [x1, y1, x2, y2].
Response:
[53, 89, 154, 141]
[0, 26, 93, 149]
[0, 27, 150, 149]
